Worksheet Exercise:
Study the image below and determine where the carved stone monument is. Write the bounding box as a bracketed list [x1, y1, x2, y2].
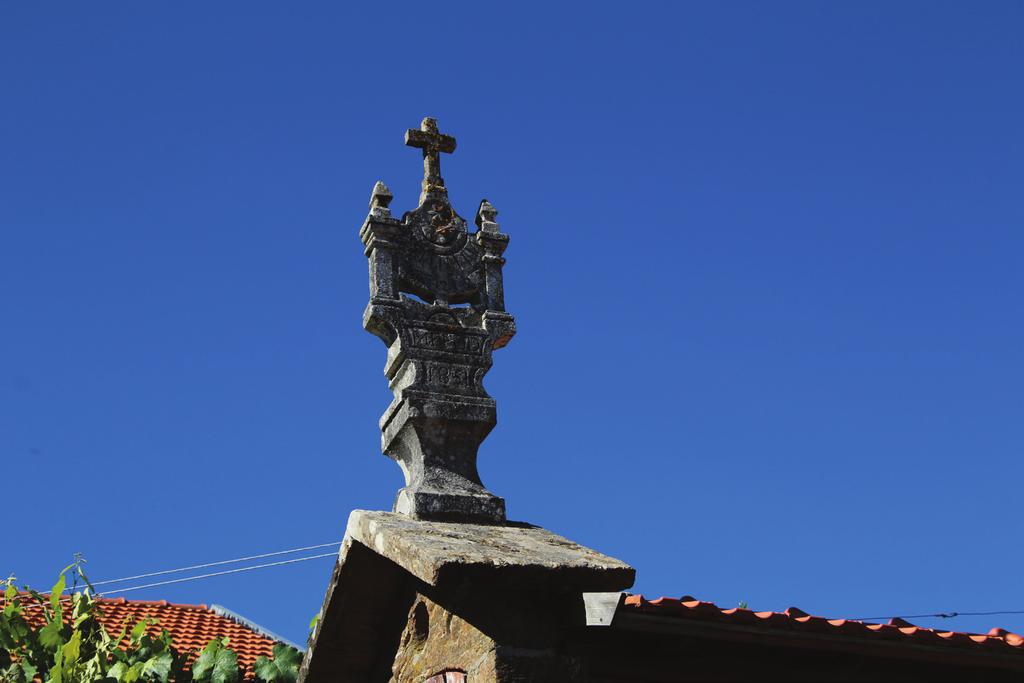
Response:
[360, 117, 515, 524]
[299, 118, 634, 683]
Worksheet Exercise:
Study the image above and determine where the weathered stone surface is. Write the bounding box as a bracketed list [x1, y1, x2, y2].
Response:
[347, 510, 635, 593]
[390, 595, 495, 683]
[390, 596, 587, 683]
[361, 117, 514, 524]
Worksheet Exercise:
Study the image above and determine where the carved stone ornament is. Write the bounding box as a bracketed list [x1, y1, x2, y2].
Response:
[359, 117, 515, 524]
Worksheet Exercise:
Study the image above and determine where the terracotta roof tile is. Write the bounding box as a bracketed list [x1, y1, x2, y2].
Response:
[1, 595, 283, 677]
[622, 594, 1024, 655]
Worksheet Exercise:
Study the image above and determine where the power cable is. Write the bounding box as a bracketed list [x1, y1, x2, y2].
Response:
[84, 541, 341, 588]
[852, 609, 1024, 623]
[96, 553, 338, 596]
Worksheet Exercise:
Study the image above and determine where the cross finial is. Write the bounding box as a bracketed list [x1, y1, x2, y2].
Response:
[405, 117, 456, 202]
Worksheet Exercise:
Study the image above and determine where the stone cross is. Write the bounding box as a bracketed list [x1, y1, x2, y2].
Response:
[359, 117, 515, 524]
[404, 117, 456, 202]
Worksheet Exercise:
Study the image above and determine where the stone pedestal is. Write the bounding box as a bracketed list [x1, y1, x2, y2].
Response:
[369, 302, 514, 524]
[299, 511, 635, 683]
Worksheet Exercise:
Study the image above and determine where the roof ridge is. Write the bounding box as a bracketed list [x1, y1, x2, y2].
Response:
[94, 597, 211, 610]
[210, 605, 305, 651]
[621, 593, 1024, 651]
[4, 592, 211, 611]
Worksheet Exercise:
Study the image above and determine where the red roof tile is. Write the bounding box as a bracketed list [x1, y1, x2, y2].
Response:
[622, 594, 1024, 655]
[2, 595, 283, 676]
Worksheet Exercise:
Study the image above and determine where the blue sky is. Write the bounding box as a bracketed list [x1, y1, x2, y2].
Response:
[2, 2, 1022, 644]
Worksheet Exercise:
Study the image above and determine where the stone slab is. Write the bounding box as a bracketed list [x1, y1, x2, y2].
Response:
[346, 510, 635, 593]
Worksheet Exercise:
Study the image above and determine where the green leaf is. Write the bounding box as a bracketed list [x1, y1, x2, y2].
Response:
[3, 614, 30, 646]
[213, 649, 240, 683]
[4, 583, 16, 600]
[141, 651, 173, 683]
[38, 620, 63, 651]
[253, 644, 303, 683]
[0, 614, 16, 649]
[1, 663, 22, 683]
[50, 574, 66, 612]
[192, 639, 240, 683]
[111, 618, 130, 647]
[3, 594, 18, 618]
[253, 656, 272, 682]
[19, 661, 38, 682]
[109, 661, 128, 681]
[158, 629, 173, 649]
[191, 639, 217, 680]
[124, 661, 145, 683]
[60, 630, 82, 666]
[130, 619, 148, 644]
[307, 613, 319, 632]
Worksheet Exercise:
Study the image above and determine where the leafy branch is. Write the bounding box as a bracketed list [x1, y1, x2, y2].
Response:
[1, 564, 302, 683]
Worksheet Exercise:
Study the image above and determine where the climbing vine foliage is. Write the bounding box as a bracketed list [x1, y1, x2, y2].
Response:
[1, 563, 302, 683]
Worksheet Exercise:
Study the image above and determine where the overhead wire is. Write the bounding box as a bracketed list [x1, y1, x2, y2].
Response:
[851, 609, 1024, 623]
[44, 541, 342, 597]
[81, 541, 342, 588]
[95, 553, 339, 596]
